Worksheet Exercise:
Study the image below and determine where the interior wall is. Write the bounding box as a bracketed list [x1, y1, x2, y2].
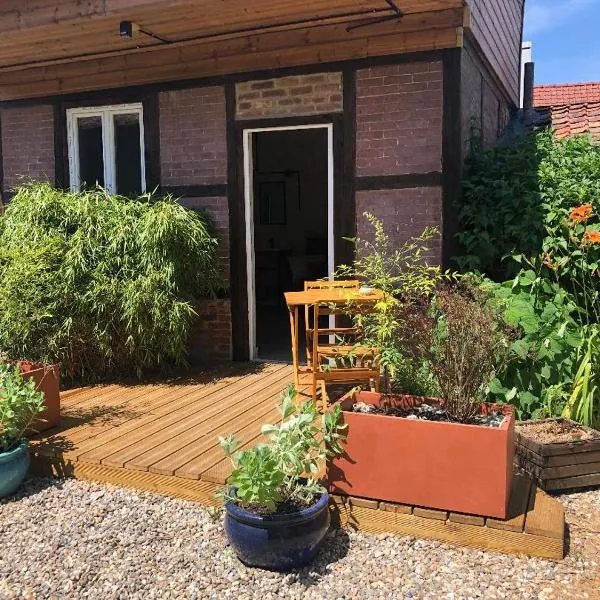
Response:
[253, 129, 328, 257]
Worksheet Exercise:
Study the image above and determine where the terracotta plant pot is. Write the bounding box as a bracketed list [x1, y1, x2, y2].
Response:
[18, 362, 61, 434]
[327, 391, 515, 519]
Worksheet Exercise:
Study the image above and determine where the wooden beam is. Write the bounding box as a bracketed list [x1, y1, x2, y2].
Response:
[0, 25, 462, 100]
[0, 8, 464, 70]
[0, 0, 460, 34]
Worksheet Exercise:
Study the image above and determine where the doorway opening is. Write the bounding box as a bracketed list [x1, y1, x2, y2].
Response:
[243, 124, 333, 361]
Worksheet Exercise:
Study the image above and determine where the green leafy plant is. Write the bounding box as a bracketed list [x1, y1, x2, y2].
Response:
[0, 183, 224, 383]
[562, 325, 600, 427]
[219, 385, 347, 513]
[482, 270, 582, 420]
[335, 213, 443, 395]
[400, 281, 513, 422]
[0, 364, 45, 453]
[457, 130, 600, 280]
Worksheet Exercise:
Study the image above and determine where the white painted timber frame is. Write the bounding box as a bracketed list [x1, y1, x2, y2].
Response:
[243, 123, 335, 360]
[67, 103, 146, 194]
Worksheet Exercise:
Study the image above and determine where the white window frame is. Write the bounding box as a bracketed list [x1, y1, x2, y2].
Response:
[67, 103, 146, 194]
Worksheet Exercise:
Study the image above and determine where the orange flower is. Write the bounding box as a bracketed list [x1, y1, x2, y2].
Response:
[569, 203, 594, 224]
[582, 230, 600, 245]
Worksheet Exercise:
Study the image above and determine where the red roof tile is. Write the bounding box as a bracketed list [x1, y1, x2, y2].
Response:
[539, 102, 600, 140]
[534, 83, 600, 107]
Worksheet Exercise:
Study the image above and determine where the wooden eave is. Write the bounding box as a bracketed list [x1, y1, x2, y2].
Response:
[0, 0, 466, 101]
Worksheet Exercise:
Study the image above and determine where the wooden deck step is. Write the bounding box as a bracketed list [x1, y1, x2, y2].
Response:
[29, 364, 566, 561]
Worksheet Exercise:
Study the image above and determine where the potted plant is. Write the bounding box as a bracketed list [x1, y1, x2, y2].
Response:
[219, 385, 347, 571]
[0, 364, 46, 497]
[18, 361, 60, 433]
[0, 355, 60, 433]
[328, 283, 516, 519]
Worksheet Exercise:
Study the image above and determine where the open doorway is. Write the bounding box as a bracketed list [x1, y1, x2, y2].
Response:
[244, 125, 333, 361]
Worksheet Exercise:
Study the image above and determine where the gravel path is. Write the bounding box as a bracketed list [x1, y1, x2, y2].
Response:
[1, 478, 598, 600]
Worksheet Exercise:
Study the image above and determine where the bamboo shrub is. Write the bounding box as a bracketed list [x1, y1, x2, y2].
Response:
[0, 183, 224, 383]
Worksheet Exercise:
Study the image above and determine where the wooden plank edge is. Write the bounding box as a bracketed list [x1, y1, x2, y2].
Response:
[343, 504, 565, 561]
[30, 455, 219, 506]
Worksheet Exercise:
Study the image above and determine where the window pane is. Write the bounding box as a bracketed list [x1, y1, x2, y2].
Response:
[114, 113, 142, 196]
[77, 116, 104, 189]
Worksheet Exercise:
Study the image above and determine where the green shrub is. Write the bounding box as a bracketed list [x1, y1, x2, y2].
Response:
[0, 364, 45, 452]
[401, 281, 513, 423]
[458, 131, 600, 280]
[0, 183, 224, 383]
[482, 271, 582, 420]
[335, 213, 443, 395]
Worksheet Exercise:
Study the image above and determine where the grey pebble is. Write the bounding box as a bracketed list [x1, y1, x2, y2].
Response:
[0, 477, 598, 600]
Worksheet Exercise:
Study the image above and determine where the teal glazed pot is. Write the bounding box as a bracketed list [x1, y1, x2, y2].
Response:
[0, 441, 30, 498]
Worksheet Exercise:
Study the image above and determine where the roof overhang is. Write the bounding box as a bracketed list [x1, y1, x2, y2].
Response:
[0, 0, 465, 101]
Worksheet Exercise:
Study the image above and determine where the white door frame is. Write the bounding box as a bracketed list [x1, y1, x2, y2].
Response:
[243, 123, 335, 360]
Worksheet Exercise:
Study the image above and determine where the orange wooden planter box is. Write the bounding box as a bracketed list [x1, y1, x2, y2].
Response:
[19, 362, 61, 433]
[327, 391, 515, 519]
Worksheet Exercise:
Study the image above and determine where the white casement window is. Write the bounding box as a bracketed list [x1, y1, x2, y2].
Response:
[67, 103, 146, 195]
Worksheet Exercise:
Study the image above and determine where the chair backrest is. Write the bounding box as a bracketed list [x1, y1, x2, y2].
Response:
[304, 279, 360, 291]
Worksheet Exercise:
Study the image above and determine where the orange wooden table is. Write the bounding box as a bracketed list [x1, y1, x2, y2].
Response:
[284, 288, 384, 388]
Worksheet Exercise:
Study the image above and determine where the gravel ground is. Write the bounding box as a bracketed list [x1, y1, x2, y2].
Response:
[1, 478, 598, 600]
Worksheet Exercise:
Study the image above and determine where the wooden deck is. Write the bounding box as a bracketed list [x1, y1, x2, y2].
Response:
[31, 362, 301, 502]
[30, 362, 566, 561]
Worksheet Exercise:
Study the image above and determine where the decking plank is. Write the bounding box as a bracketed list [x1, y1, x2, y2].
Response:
[54, 365, 285, 461]
[524, 487, 565, 540]
[486, 472, 531, 533]
[347, 504, 564, 560]
[158, 382, 294, 479]
[178, 404, 283, 481]
[120, 368, 294, 472]
[199, 385, 313, 484]
[87, 366, 290, 466]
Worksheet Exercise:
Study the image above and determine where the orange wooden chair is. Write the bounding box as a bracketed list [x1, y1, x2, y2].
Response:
[303, 280, 360, 368]
[310, 300, 380, 409]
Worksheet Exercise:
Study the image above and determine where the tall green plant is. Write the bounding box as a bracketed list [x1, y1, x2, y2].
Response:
[336, 213, 443, 394]
[458, 131, 600, 280]
[0, 183, 224, 382]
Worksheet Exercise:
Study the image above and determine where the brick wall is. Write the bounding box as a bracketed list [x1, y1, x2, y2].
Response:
[159, 86, 227, 185]
[158, 86, 232, 363]
[356, 188, 443, 265]
[356, 62, 443, 177]
[236, 73, 343, 120]
[179, 196, 230, 283]
[189, 299, 232, 362]
[355, 61, 443, 264]
[0, 104, 54, 194]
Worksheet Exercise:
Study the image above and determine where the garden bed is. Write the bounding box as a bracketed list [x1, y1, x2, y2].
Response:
[515, 418, 600, 491]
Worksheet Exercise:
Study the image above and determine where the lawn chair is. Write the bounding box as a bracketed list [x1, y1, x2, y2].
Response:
[310, 299, 380, 410]
[304, 280, 360, 369]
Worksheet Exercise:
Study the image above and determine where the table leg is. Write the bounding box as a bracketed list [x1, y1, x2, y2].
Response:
[289, 306, 300, 388]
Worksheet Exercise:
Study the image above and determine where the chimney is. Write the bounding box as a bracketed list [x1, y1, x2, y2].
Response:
[523, 62, 535, 110]
[520, 41, 533, 108]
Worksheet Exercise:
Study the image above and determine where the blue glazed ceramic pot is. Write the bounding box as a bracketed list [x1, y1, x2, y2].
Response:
[0, 441, 30, 498]
[224, 492, 331, 571]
